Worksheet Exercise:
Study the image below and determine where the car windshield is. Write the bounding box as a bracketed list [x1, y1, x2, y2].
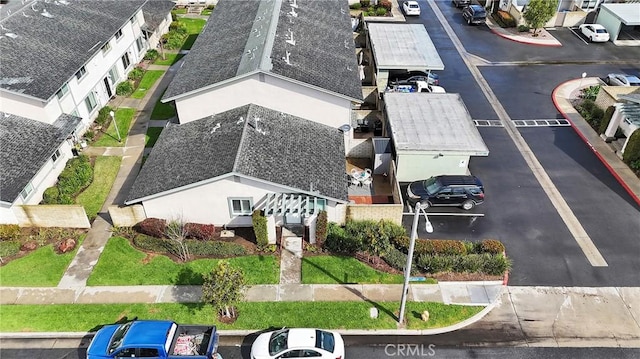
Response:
[108, 322, 133, 354]
[409, 4, 419, 8]
[269, 329, 289, 356]
[315, 330, 335, 353]
[422, 178, 441, 195]
[596, 29, 607, 33]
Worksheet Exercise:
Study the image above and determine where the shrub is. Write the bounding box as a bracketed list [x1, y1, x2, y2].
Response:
[252, 210, 268, 248]
[116, 81, 134, 96]
[598, 106, 616, 135]
[206, 4, 214, 10]
[478, 239, 505, 254]
[83, 129, 95, 142]
[325, 222, 363, 254]
[416, 254, 455, 273]
[393, 237, 467, 256]
[185, 223, 216, 240]
[133, 234, 171, 253]
[187, 240, 247, 257]
[144, 49, 159, 61]
[482, 254, 512, 276]
[127, 67, 145, 81]
[350, 2, 361, 9]
[163, 31, 187, 50]
[577, 99, 604, 128]
[382, 246, 407, 272]
[517, 24, 530, 32]
[0, 224, 21, 241]
[315, 211, 328, 249]
[623, 129, 640, 165]
[360, 0, 370, 7]
[112, 226, 136, 239]
[95, 106, 113, 127]
[57, 155, 93, 197]
[497, 10, 516, 27]
[379, 0, 392, 11]
[170, 10, 177, 21]
[169, 21, 187, 34]
[375, 6, 387, 16]
[42, 186, 59, 204]
[0, 241, 21, 257]
[135, 218, 167, 238]
[579, 85, 601, 102]
[452, 254, 485, 273]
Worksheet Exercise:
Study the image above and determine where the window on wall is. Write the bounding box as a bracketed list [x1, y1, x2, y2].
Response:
[84, 92, 98, 113]
[115, 29, 123, 40]
[55, 83, 69, 99]
[229, 198, 253, 216]
[121, 53, 130, 69]
[75, 66, 87, 80]
[136, 36, 144, 52]
[51, 149, 61, 163]
[20, 182, 34, 200]
[130, 15, 138, 25]
[101, 41, 111, 54]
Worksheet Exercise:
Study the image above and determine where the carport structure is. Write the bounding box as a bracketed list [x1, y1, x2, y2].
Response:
[366, 23, 445, 93]
[596, 3, 640, 44]
[384, 93, 489, 182]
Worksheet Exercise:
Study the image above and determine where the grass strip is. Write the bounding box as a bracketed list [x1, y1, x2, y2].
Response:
[0, 236, 85, 287]
[145, 127, 164, 148]
[92, 108, 136, 147]
[0, 302, 483, 332]
[131, 70, 165, 99]
[75, 156, 122, 220]
[150, 92, 176, 120]
[153, 53, 184, 66]
[87, 237, 279, 286]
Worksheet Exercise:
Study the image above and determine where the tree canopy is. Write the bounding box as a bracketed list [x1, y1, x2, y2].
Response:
[523, 0, 558, 36]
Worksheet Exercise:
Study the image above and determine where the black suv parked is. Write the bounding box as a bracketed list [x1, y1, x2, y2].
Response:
[462, 4, 487, 25]
[407, 175, 485, 210]
[452, 0, 471, 8]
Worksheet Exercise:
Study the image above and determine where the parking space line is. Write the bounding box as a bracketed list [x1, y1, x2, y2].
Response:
[568, 27, 589, 45]
[402, 212, 485, 217]
[428, 0, 608, 267]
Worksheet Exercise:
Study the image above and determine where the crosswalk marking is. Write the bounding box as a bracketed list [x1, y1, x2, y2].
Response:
[474, 120, 504, 127]
[512, 119, 571, 127]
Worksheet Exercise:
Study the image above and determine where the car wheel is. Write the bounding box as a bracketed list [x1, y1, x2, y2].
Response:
[589, 36, 593, 42]
[461, 200, 475, 210]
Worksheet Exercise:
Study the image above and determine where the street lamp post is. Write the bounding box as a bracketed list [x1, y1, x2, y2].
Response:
[109, 110, 121, 143]
[398, 202, 433, 326]
[578, 72, 587, 91]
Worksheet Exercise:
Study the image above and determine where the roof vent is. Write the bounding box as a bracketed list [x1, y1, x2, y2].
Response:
[236, 116, 245, 125]
[290, 0, 298, 8]
[286, 29, 295, 46]
[41, 9, 54, 18]
[57, 0, 70, 5]
[289, 7, 298, 17]
[5, 33, 18, 39]
[210, 123, 221, 133]
[282, 51, 291, 65]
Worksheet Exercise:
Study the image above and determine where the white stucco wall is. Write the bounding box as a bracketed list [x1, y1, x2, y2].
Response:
[396, 152, 472, 182]
[140, 176, 341, 226]
[597, 9, 622, 42]
[0, 203, 18, 224]
[173, 73, 353, 129]
[0, 91, 51, 123]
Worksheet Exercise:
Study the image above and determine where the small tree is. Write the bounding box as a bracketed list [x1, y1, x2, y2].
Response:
[522, 0, 558, 37]
[623, 129, 640, 165]
[315, 210, 328, 249]
[252, 210, 268, 249]
[166, 219, 190, 262]
[201, 260, 246, 320]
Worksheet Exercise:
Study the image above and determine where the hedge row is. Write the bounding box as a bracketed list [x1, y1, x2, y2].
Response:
[392, 237, 505, 256]
[134, 218, 216, 240]
[0, 224, 21, 241]
[132, 235, 246, 257]
[42, 155, 93, 204]
[416, 253, 511, 276]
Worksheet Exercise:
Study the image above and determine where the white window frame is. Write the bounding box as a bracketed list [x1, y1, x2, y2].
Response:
[136, 36, 144, 52]
[115, 29, 123, 40]
[228, 198, 253, 216]
[56, 83, 69, 100]
[20, 181, 34, 200]
[84, 92, 98, 114]
[121, 53, 131, 69]
[101, 41, 111, 54]
[130, 15, 138, 26]
[75, 66, 87, 81]
[51, 149, 61, 163]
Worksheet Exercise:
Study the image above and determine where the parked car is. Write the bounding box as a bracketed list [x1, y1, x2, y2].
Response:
[462, 4, 487, 25]
[452, 0, 471, 8]
[578, 24, 610, 42]
[407, 175, 485, 210]
[402, 0, 421, 16]
[389, 70, 440, 86]
[606, 73, 640, 86]
[387, 80, 446, 93]
[250, 328, 345, 359]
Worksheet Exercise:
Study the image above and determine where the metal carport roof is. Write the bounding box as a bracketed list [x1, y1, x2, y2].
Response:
[385, 93, 489, 155]
[367, 23, 445, 71]
[600, 3, 640, 25]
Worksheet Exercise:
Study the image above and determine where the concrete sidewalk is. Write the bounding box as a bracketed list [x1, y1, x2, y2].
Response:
[485, 16, 562, 47]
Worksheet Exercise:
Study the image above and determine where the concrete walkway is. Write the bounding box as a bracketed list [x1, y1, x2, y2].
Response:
[485, 15, 562, 47]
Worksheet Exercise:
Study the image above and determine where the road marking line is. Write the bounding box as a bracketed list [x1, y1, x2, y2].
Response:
[569, 27, 590, 45]
[474, 119, 504, 127]
[428, 0, 608, 267]
[402, 212, 485, 217]
[512, 119, 571, 127]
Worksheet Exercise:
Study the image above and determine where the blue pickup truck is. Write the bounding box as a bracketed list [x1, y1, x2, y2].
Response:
[87, 320, 222, 359]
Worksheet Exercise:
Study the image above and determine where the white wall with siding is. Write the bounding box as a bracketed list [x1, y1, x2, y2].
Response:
[173, 73, 353, 129]
[140, 176, 340, 226]
[396, 152, 472, 182]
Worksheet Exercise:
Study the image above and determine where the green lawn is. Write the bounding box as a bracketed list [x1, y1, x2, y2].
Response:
[0, 301, 483, 332]
[173, 8, 187, 14]
[75, 156, 122, 220]
[131, 70, 165, 99]
[153, 53, 184, 66]
[302, 255, 436, 284]
[0, 236, 85, 287]
[87, 236, 279, 286]
[150, 92, 176, 120]
[201, 9, 213, 16]
[92, 108, 136, 147]
[179, 18, 207, 50]
[145, 127, 164, 148]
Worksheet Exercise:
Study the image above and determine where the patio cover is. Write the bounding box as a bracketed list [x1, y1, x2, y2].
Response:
[262, 193, 327, 217]
[600, 3, 640, 26]
[367, 23, 444, 92]
[385, 93, 489, 155]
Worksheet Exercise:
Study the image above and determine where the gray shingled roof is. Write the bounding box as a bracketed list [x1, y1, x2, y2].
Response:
[141, 0, 174, 31]
[0, 0, 146, 101]
[0, 112, 82, 203]
[162, 0, 362, 102]
[126, 104, 348, 204]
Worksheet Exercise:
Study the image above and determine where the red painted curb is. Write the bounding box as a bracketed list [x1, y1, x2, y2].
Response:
[552, 81, 640, 207]
[488, 26, 563, 47]
[502, 251, 509, 286]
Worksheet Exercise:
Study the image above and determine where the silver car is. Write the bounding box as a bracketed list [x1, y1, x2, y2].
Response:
[606, 73, 640, 86]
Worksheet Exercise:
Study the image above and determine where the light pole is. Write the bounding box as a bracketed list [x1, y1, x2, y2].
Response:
[578, 72, 587, 91]
[109, 110, 121, 143]
[399, 202, 433, 326]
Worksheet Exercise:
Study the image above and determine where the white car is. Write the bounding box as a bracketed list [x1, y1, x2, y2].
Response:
[250, 328, 345, 359]
[578, 24, 610, 42]
[606, 73, 640, 87]
[402, 1, 421, 16]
